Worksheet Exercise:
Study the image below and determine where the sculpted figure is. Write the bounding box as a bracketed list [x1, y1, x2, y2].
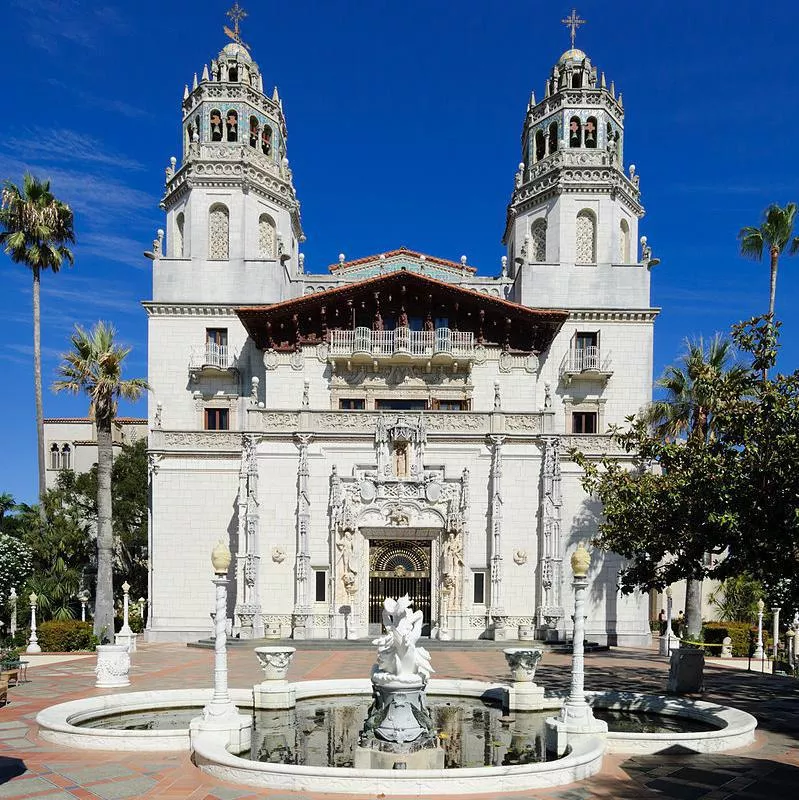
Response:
[372, 595, 433, 682]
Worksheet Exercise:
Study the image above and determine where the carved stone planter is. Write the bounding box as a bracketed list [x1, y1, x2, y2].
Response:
[254, 646, 296, 681]
[95, 644, 131, 689]
[503, 648, 544, 683]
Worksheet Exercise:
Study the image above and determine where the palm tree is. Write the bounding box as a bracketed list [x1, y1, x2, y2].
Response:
[738, 202, 799, 320]
[0, 174, 75, 521]
[644, 335, 749, 640]
[53, 322, 148, 641]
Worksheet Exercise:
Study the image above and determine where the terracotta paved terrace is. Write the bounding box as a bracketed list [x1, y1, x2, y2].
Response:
[1, 643, 798, 799]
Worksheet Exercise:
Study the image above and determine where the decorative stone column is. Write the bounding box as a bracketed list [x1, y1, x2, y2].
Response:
[753, 598, 765, 660]
[293, 434, 313, 639]
[138, 597, 146, 628]
[9, 587, 16, 636]
[189, 540, 252, 755]
[115, 581, 136, 652]
[772, 606, 781, 662]
[537, 436, 564, 640]
[659, 587, 678, 655]
[545, 544, 607, 757]
[253, 646, 296, 709]
[235, 436, 263, 638]
[26, 593, 42, 654]
[487, 435, 506, 639]
[78, 589, 89, 623]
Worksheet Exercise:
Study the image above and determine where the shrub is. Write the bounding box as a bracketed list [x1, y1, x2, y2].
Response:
[702, 621, 772, 657]
[37, 620, 97, 652]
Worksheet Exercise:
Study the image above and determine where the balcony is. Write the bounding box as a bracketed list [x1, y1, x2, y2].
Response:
[560, 346, 613, 385]
[329, 326, 475, 367]
[189, 343, 237, 381]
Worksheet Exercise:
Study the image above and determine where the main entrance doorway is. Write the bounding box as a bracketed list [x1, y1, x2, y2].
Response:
[368, 539, 431, 636]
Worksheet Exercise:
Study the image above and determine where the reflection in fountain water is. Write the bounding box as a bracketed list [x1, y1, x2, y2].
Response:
[593, 709, 719, 734]
[249, 697, 552, 769]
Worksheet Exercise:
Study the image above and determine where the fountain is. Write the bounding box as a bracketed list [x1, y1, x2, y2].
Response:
[354, 595, 443, 769]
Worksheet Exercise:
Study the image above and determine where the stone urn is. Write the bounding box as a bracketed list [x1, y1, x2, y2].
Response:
[95, 644, 131, 689]
[254, 646, 296, 681]
[503, 647, 543, 683]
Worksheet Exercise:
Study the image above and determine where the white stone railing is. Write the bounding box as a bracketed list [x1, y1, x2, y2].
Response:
[189, 342, 236, 371]
[329, 327, 474, 359]
[560, 346, 612, 376]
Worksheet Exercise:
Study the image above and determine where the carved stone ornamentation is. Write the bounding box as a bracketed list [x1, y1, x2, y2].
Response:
[254, 646, 296, 680]
[503, 648, 544, 682]
[264, 350, 279, 370]
[95, 644, 131, 688]
[513, 549, 528, 565]
[271, 546, 286, 563]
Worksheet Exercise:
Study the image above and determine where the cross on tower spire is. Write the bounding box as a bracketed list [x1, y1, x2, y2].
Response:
[561, 8, 586, 49]
[224, 3, 249, 49]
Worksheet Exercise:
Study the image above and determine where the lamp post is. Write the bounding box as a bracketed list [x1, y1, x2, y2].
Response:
[115, 580, 136, 652]
[772, 606, 781, 662]
[753, 598, 765, 661]
[26, 593, 42, 654]
[659, 587, 678, 656]
[78, 589, 90, 623]
[138, 597, 146, 628]
[545, 543, 607, 757]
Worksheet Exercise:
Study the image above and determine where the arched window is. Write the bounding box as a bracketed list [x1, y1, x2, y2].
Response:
[576, 210, 597, 264]
[261, 125, 272, 156]
[225, 109, 238, 142]
[258, 213, 276, 258]
[175, 212, 185, 258]
[61, 444, 71, 471]
[531, 219, 547, 262]
[548, 122, 558, 154]
[585, 116, 598, 148]
[619, 219, 630, 263]
[228, 65, 238, 82]
[210, 109, 223, 142]
[248, 116, 259, 148]
[569, 116, 582, 148]
[186, 123, 194, 150]
[572, 71, 582, 88]
[50, 444, 60, 470]
[208, 204, 229, 260]
[534, 130, 545, 161]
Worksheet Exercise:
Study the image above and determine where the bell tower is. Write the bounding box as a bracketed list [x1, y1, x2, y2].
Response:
[504, 13, 647, 310]
[154, 4, 304, 305]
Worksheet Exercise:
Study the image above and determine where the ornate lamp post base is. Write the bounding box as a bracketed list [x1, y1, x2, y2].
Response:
[546, 700, 608, 757]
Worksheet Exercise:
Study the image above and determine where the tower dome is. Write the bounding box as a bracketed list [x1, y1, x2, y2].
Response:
[558, 47, 587, 65]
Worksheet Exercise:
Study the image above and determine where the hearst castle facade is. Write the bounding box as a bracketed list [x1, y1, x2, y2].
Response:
[144, 28, 658, 646]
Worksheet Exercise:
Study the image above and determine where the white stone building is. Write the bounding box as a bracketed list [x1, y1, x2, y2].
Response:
[144, 30, 659, 645]
[43, 417, 147, 490]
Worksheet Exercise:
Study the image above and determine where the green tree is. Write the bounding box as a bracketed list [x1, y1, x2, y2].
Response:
[0, 496, 33, 609]
[738, 202, 799, 320]
[642, 335, 749, 639]
[708, 575, 764, 623]
[74, 439, 149, 600]
[53, 322, 148, 640]
[0, 174, 75, 519]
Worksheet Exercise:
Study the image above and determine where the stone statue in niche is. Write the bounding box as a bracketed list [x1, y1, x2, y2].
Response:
[210, 110, 223, 142]
[226, 110, 238, 142]
[441, 531, 463, 578]
[337, 527, 357, 577]
[393, 443, 409, 478]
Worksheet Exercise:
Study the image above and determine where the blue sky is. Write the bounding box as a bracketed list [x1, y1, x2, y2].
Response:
[2, 0, 798, 504]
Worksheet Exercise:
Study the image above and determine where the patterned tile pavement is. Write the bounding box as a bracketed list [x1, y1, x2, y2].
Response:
[0, 643, 797, 799]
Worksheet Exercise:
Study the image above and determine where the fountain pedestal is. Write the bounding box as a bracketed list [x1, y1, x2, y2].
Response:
[355, 676, 443, 770]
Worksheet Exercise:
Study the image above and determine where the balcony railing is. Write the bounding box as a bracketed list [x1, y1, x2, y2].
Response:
[329, 327, 475, 360]
[189, 343, 236, 373]
[560, 346, 612, 383]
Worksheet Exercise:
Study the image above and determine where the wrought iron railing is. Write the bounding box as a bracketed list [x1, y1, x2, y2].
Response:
[561, 346, 612, 374]
[189, 342, 235, 370]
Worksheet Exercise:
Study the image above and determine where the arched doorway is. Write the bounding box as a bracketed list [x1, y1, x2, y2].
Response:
[368, 539, 431, 636]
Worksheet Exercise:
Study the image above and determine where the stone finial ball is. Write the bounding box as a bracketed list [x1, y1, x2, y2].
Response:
[211, 539, 232, 574]
[570, 544, 591, 577]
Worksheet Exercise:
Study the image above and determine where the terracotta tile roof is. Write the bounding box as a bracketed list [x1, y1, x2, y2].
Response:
[328, 247, 478, 274]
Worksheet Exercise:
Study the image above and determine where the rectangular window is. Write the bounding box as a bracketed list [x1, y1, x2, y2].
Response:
[437, 399, 465, 411]
[572, 411, 597, 434]
[473, 571, 486, 605]
[375, 398, 427, 411]
[339, 398, 365, 410]
[314, 569, 327, 603]
[206, 328, 228, 347]
[575, 331, 598, 351]
[205, 408, 230, 430]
